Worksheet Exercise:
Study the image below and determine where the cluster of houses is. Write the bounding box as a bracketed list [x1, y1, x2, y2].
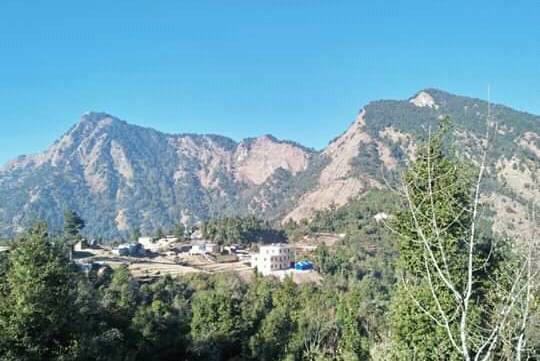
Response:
[112, 242, 146, 256]
[111, 235, 222, 258]
[138, 235, 179, 251]
[188, 241, 219, 255]
[108, 234, 314, 276]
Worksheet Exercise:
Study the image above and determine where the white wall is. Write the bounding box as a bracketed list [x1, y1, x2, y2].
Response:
[252, 245, 292, 275]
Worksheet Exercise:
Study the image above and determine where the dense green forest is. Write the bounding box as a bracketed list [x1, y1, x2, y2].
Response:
[200, 217, 287, 246]
[1, 124, 539, 360]
[0, 223, 391, 361]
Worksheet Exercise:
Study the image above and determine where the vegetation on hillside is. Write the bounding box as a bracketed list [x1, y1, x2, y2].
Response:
[1, 118, 539, 360]
[2, 90, 540, 239]
[201, 217, 286, 246]
[0, 225, 386, 361]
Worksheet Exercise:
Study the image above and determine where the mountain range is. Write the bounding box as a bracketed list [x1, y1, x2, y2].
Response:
[1, 89, 539, 239]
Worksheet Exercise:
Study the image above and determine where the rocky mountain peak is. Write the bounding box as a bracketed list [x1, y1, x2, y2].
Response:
[1, 89, 539, 239]
[409, 90, 439, 109]
[257, 134, 277, 142]
[78, 111, 131, 132]
[80, 111, 116, 123]
[64, 112, 129, 150]
[234, 134, 311, 185]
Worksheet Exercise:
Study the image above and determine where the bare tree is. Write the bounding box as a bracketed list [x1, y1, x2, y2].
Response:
[385, 95, 539, 360]
[514, 162, 539, 360]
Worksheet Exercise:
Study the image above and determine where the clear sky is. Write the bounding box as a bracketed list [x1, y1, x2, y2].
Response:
[1, 1, 539, 165]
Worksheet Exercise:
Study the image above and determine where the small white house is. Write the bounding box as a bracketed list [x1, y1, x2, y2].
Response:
[113, 243, 145, 256]
[189, 242, 207, 255]
[189, 242, 219, 255]
[138, 237, 164, 251]
[138, 237, 155, 248]
[206, 243, 219, 253]
[138, 236, 178, 251]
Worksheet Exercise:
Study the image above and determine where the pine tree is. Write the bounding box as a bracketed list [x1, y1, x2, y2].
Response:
[171, 223, 185, 240]
[388, 120, 526, 360]
[0, 223, 81, 360]
[64, 210, 85, 237]
[390, 122, 473, 359]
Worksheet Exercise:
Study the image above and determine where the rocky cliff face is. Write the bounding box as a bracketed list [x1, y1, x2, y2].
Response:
[284, 110, 381, 221]
[0, 112, 315, 238]
[1, 89, 539, 239]
[286, 89, 540, 239]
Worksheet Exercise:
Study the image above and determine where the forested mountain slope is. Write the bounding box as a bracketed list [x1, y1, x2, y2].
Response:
[0, 113, 318, 238]
[287, 89, 540, 239]
[1, 89, 539, 238]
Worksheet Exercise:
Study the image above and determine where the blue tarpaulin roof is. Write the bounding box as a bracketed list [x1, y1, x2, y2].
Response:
[295, 260, 313, 270]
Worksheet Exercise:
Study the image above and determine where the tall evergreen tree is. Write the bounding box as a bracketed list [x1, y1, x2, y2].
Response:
[131, 227, 141, 242]
[64, 210, 85, 237]
[388, 121, 521, 360]
[171, 223, 185, 240]
[0, 223, 82, 360]
[390, 122, 473, 359]
[155, 227, 164, 239]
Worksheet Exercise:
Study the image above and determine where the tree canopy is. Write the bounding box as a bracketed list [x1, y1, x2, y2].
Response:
[64, 210, 85, 237]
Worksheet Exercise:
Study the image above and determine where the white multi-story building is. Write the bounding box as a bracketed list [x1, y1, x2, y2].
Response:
[251, 243, 293, 275]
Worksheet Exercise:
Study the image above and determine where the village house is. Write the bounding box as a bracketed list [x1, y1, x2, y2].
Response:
[188, 241, 219, 255]
[251, 243, 293, 275]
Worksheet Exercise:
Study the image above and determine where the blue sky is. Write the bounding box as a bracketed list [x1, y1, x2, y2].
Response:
[1, 1, 539, 165]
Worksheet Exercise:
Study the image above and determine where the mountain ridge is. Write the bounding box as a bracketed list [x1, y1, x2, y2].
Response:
[1, 89, 539, 239]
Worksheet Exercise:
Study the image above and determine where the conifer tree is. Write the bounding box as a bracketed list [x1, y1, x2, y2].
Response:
[0, 223, 81, 360]
[389, 120, 536, 360]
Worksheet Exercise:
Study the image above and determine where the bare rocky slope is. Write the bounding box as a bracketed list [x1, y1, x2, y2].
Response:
[0, 113, 317, 238]
[1, 89, 539, 239]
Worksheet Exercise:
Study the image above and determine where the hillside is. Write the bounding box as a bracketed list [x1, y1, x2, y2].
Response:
[287, 89, 540, 238]
[1, 89, 539, 238]
[0, 112, 319, 238]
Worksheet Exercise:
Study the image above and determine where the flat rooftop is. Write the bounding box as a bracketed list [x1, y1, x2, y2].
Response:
[259, 243, 290, 248]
